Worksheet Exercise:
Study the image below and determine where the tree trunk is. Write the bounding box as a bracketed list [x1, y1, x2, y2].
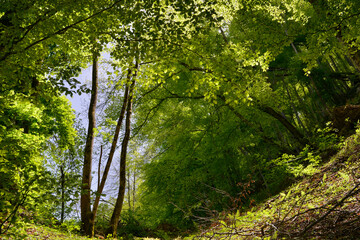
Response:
[257, 104, 310, 147]
[309, 0, 360, 73]
[218, 95, 296, 154]
[107, 65, 137, 236]
[285, 85, 308, 136]
[127, 169, 131, 210]
[60, 165, 65, 224]
[97, 145, 103, 191]
[132, 170, 136, 211]
[81, 53, 98, 235]
[88, 79, 131, 236]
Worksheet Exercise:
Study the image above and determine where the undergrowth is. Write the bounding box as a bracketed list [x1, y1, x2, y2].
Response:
[0, 222, 90, 240]
[191, 129, 360, 239]
[2, 129, 359, 239]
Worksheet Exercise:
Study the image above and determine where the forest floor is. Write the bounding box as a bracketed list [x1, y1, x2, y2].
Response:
[0, 223, 89, 240]
[191, 129, 360, 239]
[0, 223, 160, 240]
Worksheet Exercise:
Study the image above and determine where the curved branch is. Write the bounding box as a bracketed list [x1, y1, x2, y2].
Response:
[1, 0, 123, 62]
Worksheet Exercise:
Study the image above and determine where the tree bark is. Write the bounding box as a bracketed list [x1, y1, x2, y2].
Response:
[127, 169, 131, 210]
[81, 53, 98, 235]
[218, 95, 296, 154]
[257, 104, 310, 147]
[132, 170, 136, 211]
[60, 165, 65, 224]
[107, 64, 137, 236]
[285, 85, 308, 136]
[88, 78, 131, 236]
[97, 145, 103, 191]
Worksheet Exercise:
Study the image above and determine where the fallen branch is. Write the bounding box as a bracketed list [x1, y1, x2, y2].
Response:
[300, 181, 360, 236]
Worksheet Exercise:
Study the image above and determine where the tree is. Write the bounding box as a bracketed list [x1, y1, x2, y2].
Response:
[75, 0, 221, 236]
[3, 0, 358, 237]
[43, 116, 85, 224]
[80, 51, 99, 235]
[0, 95, 76, 233]
[107, 62, 138, 236]
[130, 0, 360, 231]
[87, 66, 131, 236]
[0, 0, 114, 233]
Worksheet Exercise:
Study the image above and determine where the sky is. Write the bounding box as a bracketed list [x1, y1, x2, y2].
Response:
[67, 52, 112, 124]
[66, 54, 127, 201]
[67, 51, 113, 116]
[68, 67, 91, 121]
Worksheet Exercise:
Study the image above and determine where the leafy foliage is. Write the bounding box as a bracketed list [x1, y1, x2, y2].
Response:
[0, 94, 76, 233]
[191, 128, 360, 239]
[1, 0, 360, 238]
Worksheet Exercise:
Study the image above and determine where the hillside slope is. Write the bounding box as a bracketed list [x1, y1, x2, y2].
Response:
[194, 130, 360, 239]
[2, 131, 359, 240]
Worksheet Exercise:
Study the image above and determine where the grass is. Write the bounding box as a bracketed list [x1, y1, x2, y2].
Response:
[0, 223, 90, 240]
[0, 222, 166, 240]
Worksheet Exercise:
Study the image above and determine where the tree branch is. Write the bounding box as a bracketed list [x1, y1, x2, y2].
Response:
[1, 0, 123, 61]
[300, 181, 360, 236]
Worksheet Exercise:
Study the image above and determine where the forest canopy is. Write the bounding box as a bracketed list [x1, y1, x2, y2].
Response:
[1, 0, 360, 238]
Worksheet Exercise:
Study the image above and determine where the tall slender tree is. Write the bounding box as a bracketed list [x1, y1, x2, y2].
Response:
[81, 52, 99, 234]
[107, 62, 138, 236]
[88, 72, 131, 236]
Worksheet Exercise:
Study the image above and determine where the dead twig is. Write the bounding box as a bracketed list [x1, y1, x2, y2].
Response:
[300, 181, 360, 236]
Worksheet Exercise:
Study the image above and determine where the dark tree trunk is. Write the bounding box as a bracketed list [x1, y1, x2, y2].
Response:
[60, 165, 65, 224]
[257, 105, 310, 147]
[97, 145, 103, 191]
[133, 170, 136, 211]
[285, 85, 308, 136]
[219, 95, 296, 154]
[107, 65, 137, 236]
[127, 169, 131, 210]
[88, 78, 131, 236]
[81, 53, 98, 235]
